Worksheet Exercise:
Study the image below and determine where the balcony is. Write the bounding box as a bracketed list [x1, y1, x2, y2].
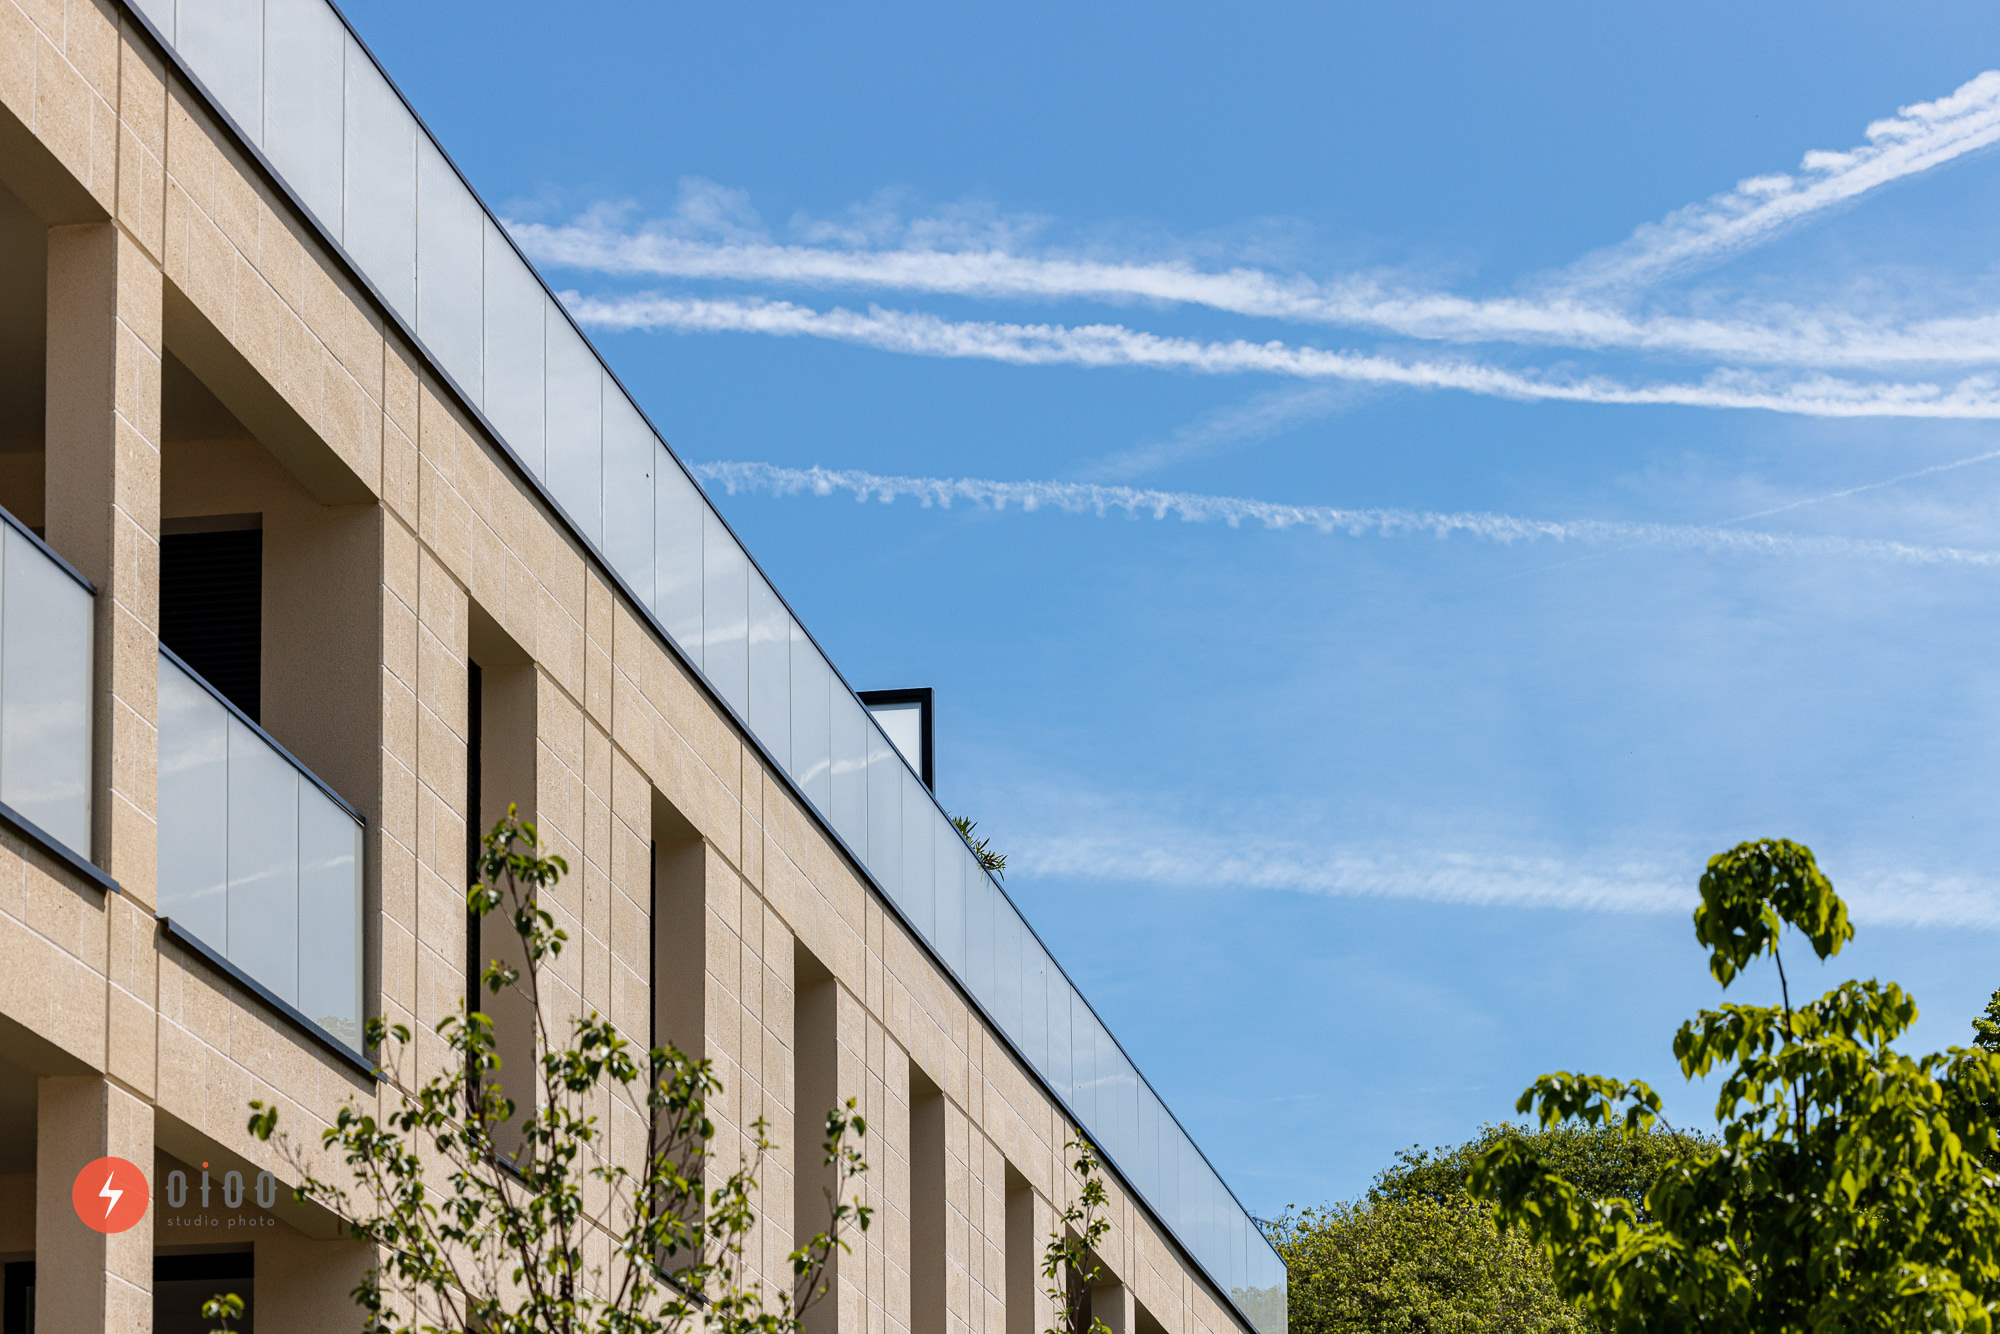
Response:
[0, 509, 92, 860]
[157, 648, 363, 1055]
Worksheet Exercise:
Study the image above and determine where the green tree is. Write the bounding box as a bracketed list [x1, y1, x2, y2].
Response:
[1273, 1123, 1700, 1334]
[1269, 1197, 1590, 1334]
[1043, 1135, 1113, 1334]
[1974, 987, 2000, 1057]
[1470, 838, 2000, 1333]
[227, 810, 872, 1334]
[1373, 1123, 1712, 1218]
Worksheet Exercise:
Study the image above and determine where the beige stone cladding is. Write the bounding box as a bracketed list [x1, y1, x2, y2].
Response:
[0, 4, 1254, 1334]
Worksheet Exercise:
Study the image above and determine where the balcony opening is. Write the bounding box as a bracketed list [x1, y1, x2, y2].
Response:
[161, 514, 262, 722]
[0, 180, 44, 528]
[157, 330, 380, 1057]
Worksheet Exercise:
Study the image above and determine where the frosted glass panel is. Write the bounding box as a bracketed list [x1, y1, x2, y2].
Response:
[158, 653, 365, 1054]
[747, 574, 790, 770]
[1, 527, 92, 852]
[1136, 1084, 1163, 1201]
[178, 0, 262, 138]
[1160, 1120, 1184, 1244]
[993, 899, 1022, 1037]
[482, 221, 545, 474]
[789, 627, 832, 814]
[416, 138, 484, 399]
[865, 723, 901, 899]
[1045, 973, 1073, 1104]
[1020, 932, 1049, 1074]
[543, 307, 603, 545]
[936, 852, 968, 976]
[341, 33, 416, 319]
[963, 864, 996, 1008]
[1072, 996, 1104, 1136]
[655, 461, 704, 659]
[1180, 1137, 1210, 1273]
[933, 819, 963, 969]
[701, 509, 748, 716]
[829, 688, 869, 855]
[898, 776, 934, 937]
[227, 716, 300, 1006]
[127, 0, 173, 36]
[1088, 1012, 1120, 1152]
[601, 391, 655, 608]
[297, 789, 360, 1048]
[261, 0, 344, 228]
[1108, 1032, 1140, 1166]
[157, 659, 228, 947]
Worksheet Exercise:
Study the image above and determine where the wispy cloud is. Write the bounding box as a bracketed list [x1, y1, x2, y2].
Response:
[692, 460, 2000, 568]
[1724, 446, 2000, 523]
[516, 73, 2000, 369]
[1558, 72, 2000, 292]
[1083, 386, 1364, 480]
[573, 292, 2000, 418]
[1013, 823, 2000, 928]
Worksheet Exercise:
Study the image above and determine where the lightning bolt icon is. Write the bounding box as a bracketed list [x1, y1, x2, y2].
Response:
[98, 1171, 122, 1220]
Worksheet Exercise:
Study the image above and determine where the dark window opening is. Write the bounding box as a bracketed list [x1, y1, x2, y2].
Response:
[466, 658, 483, 1022]
[3, 1254, 255, 1334]
[156, 1252, 255, 1334]
[161, 525, 262, 721]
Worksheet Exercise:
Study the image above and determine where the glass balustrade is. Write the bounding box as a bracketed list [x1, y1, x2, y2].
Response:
[0, 511, 94, 858]
[157, 649, 364, 1054]
[131, 0, 1284, 1322]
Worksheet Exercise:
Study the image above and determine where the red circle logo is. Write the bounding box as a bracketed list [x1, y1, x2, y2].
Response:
[71, 1156, 149, 1233]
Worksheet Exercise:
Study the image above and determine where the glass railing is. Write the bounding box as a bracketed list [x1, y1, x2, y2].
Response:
[129, 0, 1285, 1322]
[157, 648, 364, 1053]
[0, 510, 94, 858]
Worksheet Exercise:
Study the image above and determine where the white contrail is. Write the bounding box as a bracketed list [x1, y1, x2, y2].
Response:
[1009, 828, 2000, 928]
[516, 72, 2000, 366]
[571, 292, 2000, 419]
[522, 228, 2000, 367]
[1725, 446, 2000, 523]
[1562, 71, 2000, 292]
[692, 460, 2000, 568]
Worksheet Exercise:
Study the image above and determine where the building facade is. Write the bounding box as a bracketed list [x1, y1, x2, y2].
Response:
[0, 0, 1289, 1330]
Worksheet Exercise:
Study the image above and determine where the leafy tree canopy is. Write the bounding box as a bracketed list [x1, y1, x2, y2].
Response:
[1470, 838, 2000, 1334]
[1372, 1123, 1713, 1219]
[1270, 1196, 1589, 1334]
[1272, 1122, 1701, 1334]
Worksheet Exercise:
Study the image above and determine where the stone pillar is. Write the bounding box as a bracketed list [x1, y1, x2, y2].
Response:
[1089, 1279, 1136, 1334]
[35, 1075, 154, 1331]
[44, 220, 162, 909]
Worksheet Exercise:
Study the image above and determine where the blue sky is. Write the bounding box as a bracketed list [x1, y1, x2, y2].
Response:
[343, 0, 2000, 1211]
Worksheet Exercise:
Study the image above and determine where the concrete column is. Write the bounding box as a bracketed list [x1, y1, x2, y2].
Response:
[1089, 1279, 1136, 1334]
[35, 1075, 154, 1331]
[44, 221, 162, 909]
